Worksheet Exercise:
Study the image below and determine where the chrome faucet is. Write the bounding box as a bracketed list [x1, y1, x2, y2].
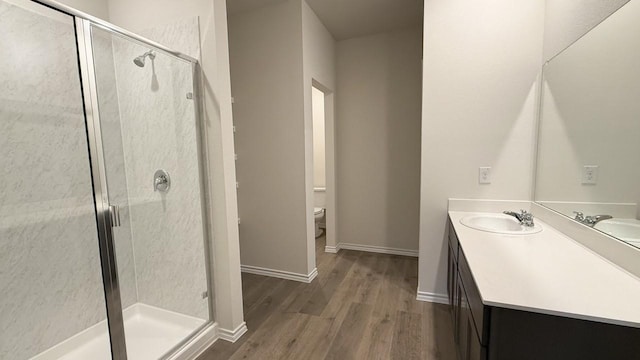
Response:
[503, 210, 535, 227]
[573, 211, 612, 227]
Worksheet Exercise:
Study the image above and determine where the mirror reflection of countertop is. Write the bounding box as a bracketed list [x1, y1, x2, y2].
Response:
[595, 218, 640, 248]
[449, 210, 640, 329]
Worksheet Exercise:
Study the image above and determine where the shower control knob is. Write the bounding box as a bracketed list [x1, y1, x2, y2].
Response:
[154, 169, 171, 192]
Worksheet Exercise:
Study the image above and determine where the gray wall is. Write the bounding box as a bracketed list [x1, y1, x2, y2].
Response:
[335, 28, 423, 253]
[229, 0, 312, 276]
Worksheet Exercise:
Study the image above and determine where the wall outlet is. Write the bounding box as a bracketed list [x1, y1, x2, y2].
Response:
[479, 167, 491, 184]
[582, 165, 598, 184]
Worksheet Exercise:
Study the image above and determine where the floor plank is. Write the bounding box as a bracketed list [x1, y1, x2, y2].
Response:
[197, 236, 457, 360]
[391, 310, 422, 359]
[421, 302, 458, 360]
[324, 302, 373, 360]
[299, 250, 359, 316]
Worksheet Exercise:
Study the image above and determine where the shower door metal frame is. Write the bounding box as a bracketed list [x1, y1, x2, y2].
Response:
[29, 0, 216, 359]
[75, 19, 129, 360]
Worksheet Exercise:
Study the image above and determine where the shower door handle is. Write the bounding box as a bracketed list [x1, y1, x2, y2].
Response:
[109, 204, 121, 227]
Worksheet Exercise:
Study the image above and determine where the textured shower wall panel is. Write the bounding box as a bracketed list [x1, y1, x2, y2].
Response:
[92, 29, 138, 309]
[141, 17, 201, 59]
[0, 3, 107, 359]
[112, 17, 209, 320]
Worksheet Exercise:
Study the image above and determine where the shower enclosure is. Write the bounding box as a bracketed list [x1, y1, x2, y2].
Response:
[0, 0, 215, 359]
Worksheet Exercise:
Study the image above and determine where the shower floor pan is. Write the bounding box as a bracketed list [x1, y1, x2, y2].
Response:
[31, 303, 206, 360]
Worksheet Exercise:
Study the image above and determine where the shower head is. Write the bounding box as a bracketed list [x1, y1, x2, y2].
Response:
[133, 50, 156, 67]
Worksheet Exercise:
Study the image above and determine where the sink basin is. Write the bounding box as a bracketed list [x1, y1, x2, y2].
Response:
[595, 219, 640, 243]
[460, 213, 542, 235]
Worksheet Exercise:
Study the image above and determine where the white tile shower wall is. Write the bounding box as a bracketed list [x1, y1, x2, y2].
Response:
[111, 18, 209, 320]
[0, 3, 107, 359]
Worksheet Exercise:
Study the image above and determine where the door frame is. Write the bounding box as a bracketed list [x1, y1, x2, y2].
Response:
[309, 80, 337, 255]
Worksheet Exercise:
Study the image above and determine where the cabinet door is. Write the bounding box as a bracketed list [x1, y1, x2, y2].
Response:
[453, 276, 461, 346]
[448, 244, 456, 309]
[454, 275, 466, 352]
[468, 319, 484, 360]
[457, 277, 486, 360]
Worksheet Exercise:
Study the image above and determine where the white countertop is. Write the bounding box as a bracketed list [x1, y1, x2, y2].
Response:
[449, 211, 640, 328]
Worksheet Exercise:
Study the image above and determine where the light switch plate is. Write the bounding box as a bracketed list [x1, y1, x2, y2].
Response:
[582, 165, 598, 184]
[479, 167, 491, 184]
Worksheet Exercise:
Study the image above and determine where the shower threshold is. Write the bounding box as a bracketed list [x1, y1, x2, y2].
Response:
[31, 303, 206, 360]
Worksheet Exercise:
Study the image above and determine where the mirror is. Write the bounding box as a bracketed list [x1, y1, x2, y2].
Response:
[535, 0, 640, 249]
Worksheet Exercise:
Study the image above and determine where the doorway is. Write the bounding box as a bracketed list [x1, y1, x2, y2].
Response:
[309, 82, 337, 265]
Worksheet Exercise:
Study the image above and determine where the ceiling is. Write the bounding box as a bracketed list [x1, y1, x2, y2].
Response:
[226, 0, 423, 40]
[305, 0, 423, 40]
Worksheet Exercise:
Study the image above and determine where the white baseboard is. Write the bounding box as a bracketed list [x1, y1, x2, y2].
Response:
[337, 243, 419, 257]
[324, 245, 339, 253]
[240, 264, 318, 283]
[307, 267, 318, 282]
[217, 322, 248, 343]
[416, 289, 448, 304]
[170, 322, 219, 360]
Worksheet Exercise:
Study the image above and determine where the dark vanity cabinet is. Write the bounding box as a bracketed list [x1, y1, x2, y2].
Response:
[446, 217, 640, 360]
[448, 220, 486, 360]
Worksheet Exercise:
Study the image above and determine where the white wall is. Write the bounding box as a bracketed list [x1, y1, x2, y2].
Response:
[229, 0, 311, 276]
[336, 28, 422, 253]
[536, 0, 640, 213]
[108, 0, 245, 332]
[543, 0, 629, 60]
[418, 0, 544, 298]
[312, 87, 326, 189]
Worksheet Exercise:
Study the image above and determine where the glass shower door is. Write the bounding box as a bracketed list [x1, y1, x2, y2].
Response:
[0, 1, 114, 359]
[87, 24, 211, 360]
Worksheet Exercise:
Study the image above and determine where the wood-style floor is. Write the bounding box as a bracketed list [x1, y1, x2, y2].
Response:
[197, 235, 456, 360]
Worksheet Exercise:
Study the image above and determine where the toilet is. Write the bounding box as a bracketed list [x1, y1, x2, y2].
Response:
[314, 207, 325, 238]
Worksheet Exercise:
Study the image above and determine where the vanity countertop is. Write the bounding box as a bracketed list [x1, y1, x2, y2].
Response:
[449, 210, 640, 328]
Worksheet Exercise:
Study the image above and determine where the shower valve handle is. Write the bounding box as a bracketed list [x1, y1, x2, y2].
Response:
[153, 169, 171, 192]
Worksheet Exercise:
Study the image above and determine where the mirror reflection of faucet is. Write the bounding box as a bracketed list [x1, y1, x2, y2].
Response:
[573, 211, 612, 227]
